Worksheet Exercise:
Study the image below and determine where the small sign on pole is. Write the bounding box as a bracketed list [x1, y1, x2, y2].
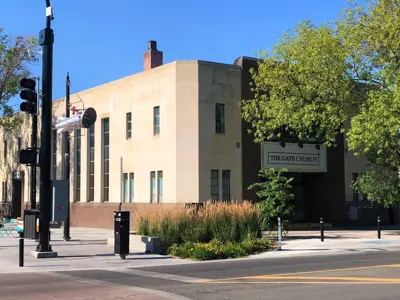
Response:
[277, 217, 282, 251]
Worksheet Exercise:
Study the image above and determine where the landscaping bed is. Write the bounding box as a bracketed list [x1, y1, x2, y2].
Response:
[134, 201, 276, 261]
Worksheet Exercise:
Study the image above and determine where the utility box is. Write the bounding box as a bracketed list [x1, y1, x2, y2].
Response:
[114, 211, 130, 258]
[23, 209, 40, 240]
[52, 180, 69, 222]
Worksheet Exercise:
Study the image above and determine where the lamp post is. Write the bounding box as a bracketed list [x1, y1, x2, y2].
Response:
[34, 0, 56, 256]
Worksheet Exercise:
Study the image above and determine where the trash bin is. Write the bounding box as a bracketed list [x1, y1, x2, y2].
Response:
[23, 209, 40, 240]
[114, 211, 130, 259]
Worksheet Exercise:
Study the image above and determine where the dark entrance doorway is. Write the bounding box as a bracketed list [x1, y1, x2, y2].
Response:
[290, 173, 308, 222]
[11, 171, 24, 218]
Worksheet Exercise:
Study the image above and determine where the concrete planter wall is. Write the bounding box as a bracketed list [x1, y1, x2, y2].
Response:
[107, 234, 161, 255]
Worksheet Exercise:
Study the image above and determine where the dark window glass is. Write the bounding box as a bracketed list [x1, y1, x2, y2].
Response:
[87, 125, 95, 202]
[210, 170, 219, 201]
[126, 112, 132, 139]
[102, 119, 110, 202]
[215, 103, 225, 133]
[153, 106, 160, 135]
[74, 129, 81, 202]
[222, 170, 231, 201]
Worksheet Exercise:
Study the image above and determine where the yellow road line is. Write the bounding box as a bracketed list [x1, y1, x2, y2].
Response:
[248, 276, 400, 282]
[200, 264, 400, 283]
[207, 281, 400, 285]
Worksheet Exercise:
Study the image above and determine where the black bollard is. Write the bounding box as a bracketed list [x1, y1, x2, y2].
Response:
[19, 232, 24, 267]
[320, 217, 324, 242]
[377, 216, 381, 239]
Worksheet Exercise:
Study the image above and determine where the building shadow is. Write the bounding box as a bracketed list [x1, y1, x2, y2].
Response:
[278, 248, 331, 251]
[283, 235, 360, 240]
[56, 253, 172, 259]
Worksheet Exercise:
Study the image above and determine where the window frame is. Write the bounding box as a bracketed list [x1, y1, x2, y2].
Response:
[157, 171, 163, 203]
[222, 170, 231, 201]
[102, 118, 110, 202]
[123, 173, 129, 203]
[17, 137, 22, 154]
[129, 173, 134, 202]
[87, 125, 95, 202]
[153, 106, 160, 136]
[210, 169, 219, 201]
[126, 112, 132, 139]
[215, 103, 225, 134]
[74, 129, 82, 202]
[3, 140, 7, 159]
[150, 171, 156, 202]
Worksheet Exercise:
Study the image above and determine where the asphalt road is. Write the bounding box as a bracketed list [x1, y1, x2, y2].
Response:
[2, 251, 400, 299]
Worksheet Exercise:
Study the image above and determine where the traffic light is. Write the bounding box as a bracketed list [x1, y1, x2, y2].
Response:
[19, 78, 38, 114]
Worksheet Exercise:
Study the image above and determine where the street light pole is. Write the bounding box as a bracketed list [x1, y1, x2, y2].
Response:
[63, 73, 71, 241]
[35, 0, 56, 255]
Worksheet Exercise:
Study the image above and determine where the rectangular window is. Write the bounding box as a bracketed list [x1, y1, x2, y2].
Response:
[17, 137, 22, 153]
[126, 112, 132, 139]
[123, 173, 128, 203]
[222, 170, 231, 201]
[129, 173, 134, 202]
[87, 125, 95, 202]
[74, 129, 81, 202]
[352, 173, 359, 202]
[102, 118, 110, 202]
[1, 181, 4, 203]
[150, 171, 156, 202]
[215, 103, 225, 134]
[153, 106, 160, 135]
[52, 130, 57, 179]
[3, 140, 7, 159]
[4, 181, 7, 203]
[210, 170, 219, 201]
[157, 171, 163, 203]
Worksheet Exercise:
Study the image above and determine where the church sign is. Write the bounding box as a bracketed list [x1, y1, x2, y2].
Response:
[261, 142, 327, 173]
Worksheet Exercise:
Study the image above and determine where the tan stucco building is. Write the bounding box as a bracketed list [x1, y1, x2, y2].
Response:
[0, 41, 397, 228]
[0, 41, 243, 228]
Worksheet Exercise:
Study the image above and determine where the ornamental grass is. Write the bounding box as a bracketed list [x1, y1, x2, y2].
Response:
[134, 200, 262, 254]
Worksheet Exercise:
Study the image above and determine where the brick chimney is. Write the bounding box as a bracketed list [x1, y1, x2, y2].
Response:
[144, 40, 163, 71]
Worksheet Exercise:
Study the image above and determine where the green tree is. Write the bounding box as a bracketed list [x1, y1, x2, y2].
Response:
[353, 164, 400, 207]
[241, 19, 357, 146]
[242, 0, 400, 205]
[248, 168, 294, 232]
[0, 27, 39, 130]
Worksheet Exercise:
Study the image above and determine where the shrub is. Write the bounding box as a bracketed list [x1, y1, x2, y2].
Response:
[169, 238, 272, 261]
[134, 201, 262, 254]
[248, 168, 295, 233]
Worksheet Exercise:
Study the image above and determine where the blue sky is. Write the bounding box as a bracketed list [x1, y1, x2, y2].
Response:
[2, 0, 352, 105]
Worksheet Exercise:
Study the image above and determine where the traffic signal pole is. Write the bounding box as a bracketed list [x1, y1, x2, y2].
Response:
[35, 0, 56, 255]
[30, 78, 39, 210]
[63, 73, 71, 241]
[31, 105, 38, 209]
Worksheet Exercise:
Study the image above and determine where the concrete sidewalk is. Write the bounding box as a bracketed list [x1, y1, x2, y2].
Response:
[1, 226, 400, 273]
[0, 227, 193, 274]
[249, 229, 400, 259]
[286, 229, 400, 240]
